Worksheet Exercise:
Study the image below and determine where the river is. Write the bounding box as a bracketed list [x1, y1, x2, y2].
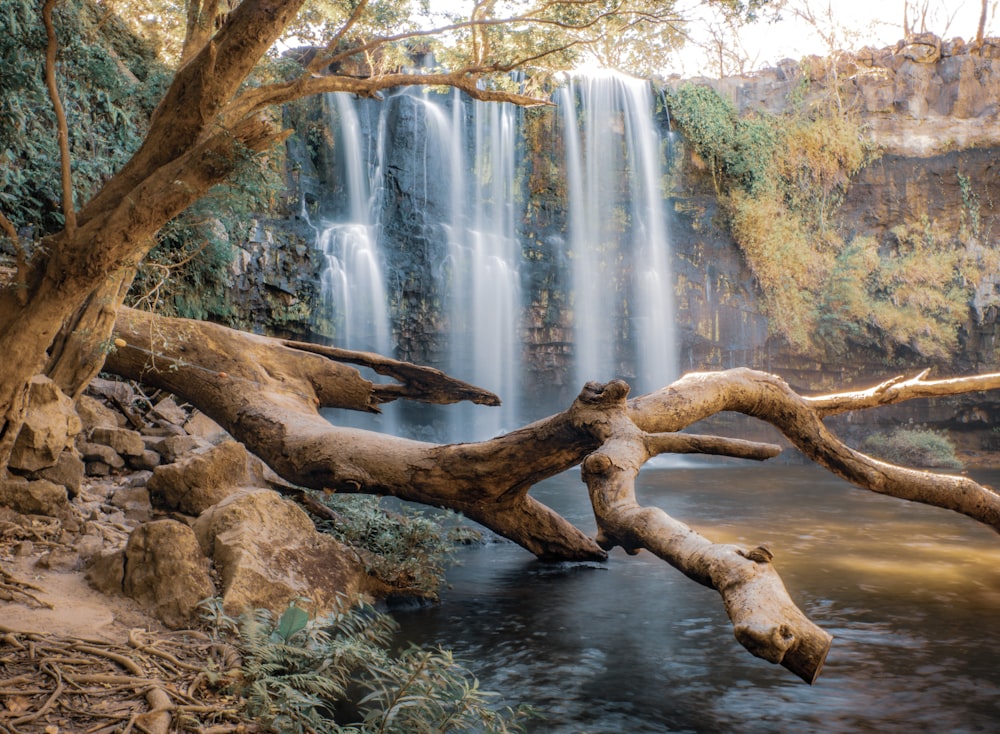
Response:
[392, 464, 1000, 733]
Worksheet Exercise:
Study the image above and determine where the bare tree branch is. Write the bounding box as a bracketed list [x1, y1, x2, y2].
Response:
[41, 0, 76, 235]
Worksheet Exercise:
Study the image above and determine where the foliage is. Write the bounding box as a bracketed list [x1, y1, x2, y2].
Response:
[665, 82, 990, 362]
[127, 142, 284, 321]
[201, 596, 527, 734]
[0, 0, 167, 236]
[859, 427, 962, 469]
[318, 494, 481, 599]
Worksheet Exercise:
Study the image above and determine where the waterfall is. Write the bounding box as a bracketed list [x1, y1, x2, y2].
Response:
[317, 93, 391, 355]
[560, 72, 676, 394]
[313, 76, 675, 439]
[443, 90, 522, 439]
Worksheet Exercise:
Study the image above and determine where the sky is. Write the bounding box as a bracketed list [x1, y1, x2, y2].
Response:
[662, 0, 996, 76]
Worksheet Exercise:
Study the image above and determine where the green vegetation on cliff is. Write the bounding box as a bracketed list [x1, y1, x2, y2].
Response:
[666, 81, 993, 364]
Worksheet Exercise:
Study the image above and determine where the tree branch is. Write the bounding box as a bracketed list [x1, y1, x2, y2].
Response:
[630, 369, 1000, 533]
[42, 0, 76, 235]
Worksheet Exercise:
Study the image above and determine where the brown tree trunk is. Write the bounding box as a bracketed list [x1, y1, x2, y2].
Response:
[103, 308, 1000, 683]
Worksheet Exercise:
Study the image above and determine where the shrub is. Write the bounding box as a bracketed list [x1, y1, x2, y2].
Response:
[201, 597, 527, 734]
[318, 494, 480, 599]
[859, 428, 962, 469]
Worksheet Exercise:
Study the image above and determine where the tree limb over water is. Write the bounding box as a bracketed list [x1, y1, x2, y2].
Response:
[106, 308, 1000, 684]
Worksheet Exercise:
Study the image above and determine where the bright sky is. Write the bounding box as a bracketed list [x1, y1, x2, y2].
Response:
[665, 0, 996, 77]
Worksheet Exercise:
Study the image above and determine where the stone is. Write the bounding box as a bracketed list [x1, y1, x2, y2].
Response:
[77, 441, 125, 470]
[9, 376, 82, 472]
[74, 533, 106, 563]
[127, 450, 161, 471]
[0, 476, 69, 516]
[88, 377, 134, 406]
[149, 396, 188, 426]
[37, 449, 85, 498]
[90, 426, 145, 457]
[147, 440, 251, 515]
[76, 395, 120, 432]
[86, 549, 125, 595]
[86, 461, 112, 477]
[36, 547, 80, 572]
[156, 434, 213, 464]
[123, 520, 215, 629]
[184, 410, 229, 442]
[109, 485, 153, 523]
[193, 488, 373, 618]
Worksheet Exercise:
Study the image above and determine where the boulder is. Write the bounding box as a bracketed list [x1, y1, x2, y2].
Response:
[37, 449, 85, 498]
[193, 488, 376, 617]
[0, 476, 69, 516]
[123, 520, 215, 628]
[86, 548, 125, 595]
[147, 440, 251, 515]
[9, 376, 82, 472]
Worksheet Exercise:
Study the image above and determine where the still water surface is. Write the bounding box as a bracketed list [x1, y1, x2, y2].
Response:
[392, 464, 1000, 733]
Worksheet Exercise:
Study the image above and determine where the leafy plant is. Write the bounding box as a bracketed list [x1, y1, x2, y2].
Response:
[318, 494, 480, 599]
[859, 428, 962, 469]
[201, 596, 527, 734]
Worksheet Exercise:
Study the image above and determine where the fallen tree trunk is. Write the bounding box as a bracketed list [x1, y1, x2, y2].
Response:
[105, 307, 1000, 684]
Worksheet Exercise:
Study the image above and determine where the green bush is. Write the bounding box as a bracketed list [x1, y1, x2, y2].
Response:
[859, 428, 962, 469]
[318, 494, 481, 600]
[201, 597, 527, 734]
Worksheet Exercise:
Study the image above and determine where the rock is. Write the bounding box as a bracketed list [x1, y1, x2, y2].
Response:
[193, 488, 374, 617]
[127, 450, 161, 471]
[149, 396, 188, 426]
[90, 426, 145, 457]
[86, 461, 112, 477]
[36, 547, 80, 571]
[156, 434, 213, 464]
[86, 548, 125, 595]
[74, 532, 106, 563]
[88, 377, 134, 407]
[147, 440, 252, 515]
[77, 395, 120, 432]
[9, 376, 82, 472]
[123, 520, 215, 629]
[184, 410, 229, 442]
[0, 476, 69, 516]
[77, 441, 126, 470]
[109, 485, 153, 523]
[37, 449, 85, 498]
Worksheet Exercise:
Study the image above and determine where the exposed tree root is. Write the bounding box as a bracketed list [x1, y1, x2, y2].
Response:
[0, 626, 246, 732]
[105, 308, 1000, 683]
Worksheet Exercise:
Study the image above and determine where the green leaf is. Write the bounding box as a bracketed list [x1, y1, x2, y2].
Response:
[275, 603, 310, 642]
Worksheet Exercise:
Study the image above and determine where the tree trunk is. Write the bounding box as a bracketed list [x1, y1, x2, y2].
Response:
[103, 308, 1000, 683]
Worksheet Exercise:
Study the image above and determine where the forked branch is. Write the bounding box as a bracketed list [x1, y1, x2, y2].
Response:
[105, 314, 1000, 683]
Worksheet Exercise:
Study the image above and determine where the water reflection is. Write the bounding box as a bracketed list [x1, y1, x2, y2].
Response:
[392, 465, 1000, 733]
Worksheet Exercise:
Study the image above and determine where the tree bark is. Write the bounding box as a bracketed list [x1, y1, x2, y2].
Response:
[103, 309, 1000, 682]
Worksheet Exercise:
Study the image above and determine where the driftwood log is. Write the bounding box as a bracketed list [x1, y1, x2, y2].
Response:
[105, 307, 1000, 684]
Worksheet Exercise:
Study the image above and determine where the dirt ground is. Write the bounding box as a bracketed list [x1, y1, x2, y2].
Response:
[0, 478, 254, 733]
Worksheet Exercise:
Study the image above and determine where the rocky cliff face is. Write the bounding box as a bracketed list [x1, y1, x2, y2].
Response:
[666, 36, 1000, 383]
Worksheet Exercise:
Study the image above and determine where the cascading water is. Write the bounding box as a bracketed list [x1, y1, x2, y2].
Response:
[443, 90, 522, 439]
[315, 93, 397, 433]
[559, 72, 676, 394]
[317, 93, 391, 356]
[313, 74, 675, 438]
